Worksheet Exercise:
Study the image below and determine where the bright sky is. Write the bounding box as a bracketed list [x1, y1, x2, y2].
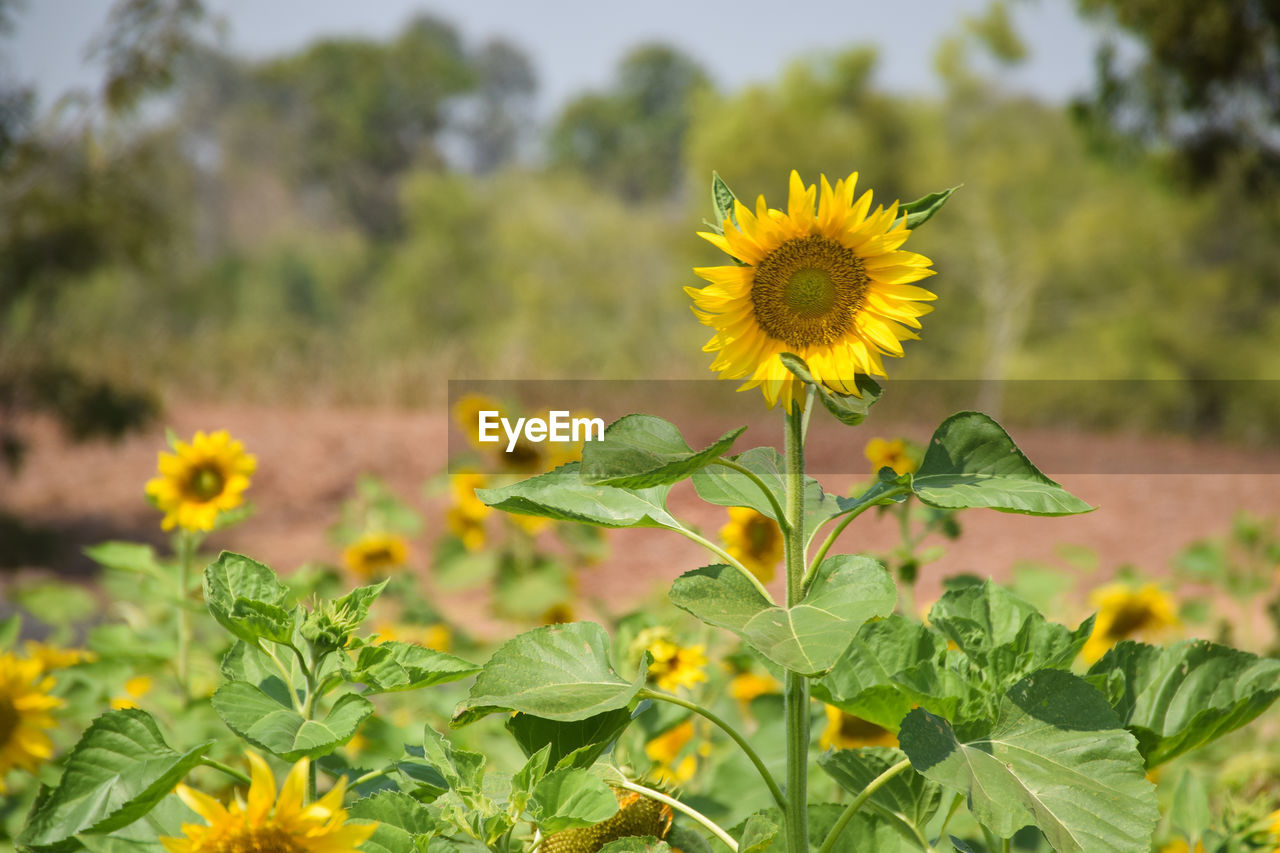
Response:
[6, 0, 1105, 116]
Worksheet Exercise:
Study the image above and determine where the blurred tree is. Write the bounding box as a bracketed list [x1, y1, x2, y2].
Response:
[1072, 0, 1280, 189]
[549, 43, 711, 200]
[460, 38, 537, 174]
[89, 0, 209, 113]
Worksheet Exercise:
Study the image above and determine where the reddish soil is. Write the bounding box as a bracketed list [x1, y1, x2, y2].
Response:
[3, 402, 1279, 638]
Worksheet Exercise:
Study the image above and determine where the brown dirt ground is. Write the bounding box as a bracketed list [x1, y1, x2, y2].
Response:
[3, 402, 1279, 640]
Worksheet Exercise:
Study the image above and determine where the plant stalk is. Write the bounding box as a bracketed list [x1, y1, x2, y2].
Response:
[782, 400, 809, 853]
[815, 758, 911, 853]
[175, 530, 196, 698]
[612, 777, 739, 852]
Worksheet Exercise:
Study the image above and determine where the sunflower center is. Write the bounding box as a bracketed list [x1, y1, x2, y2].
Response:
[751, 235, 868, 347]
[219, 827, 302, 853]
[746, 516, 777, 558]
[1105, 602, 1155, 639]
[0, 696, 19, 746]
[839, 713, 890, 742]
[186, 466, 225, 502]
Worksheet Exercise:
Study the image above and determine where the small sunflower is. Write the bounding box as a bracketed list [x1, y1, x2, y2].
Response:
[864, 437, 919, 476]
[370, 622, 452, 652]
[720, 506, 784, 583]
[452, 393, 502, 450]
[1081, 582, 1179, 664]
[447, 471, 491, 552]
[0, 651, 63, 793]
[23, 641, 96, 673]
[644, 720, 709, 786]
[110, 675, 154, 711]
[818, 704, 898, 751]
[646, 638, 708, 693]
[342, 532, 410, 580]
[688, 171, 936, 410]
[146, 430, 256, 532]
[162, 751, 374, 853]
[727, 671, 780, 706]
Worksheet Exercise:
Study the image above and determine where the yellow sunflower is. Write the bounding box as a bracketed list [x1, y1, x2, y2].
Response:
[447, 471, 491, 552]
[864, 437, 919, 476]
[1081, 582, 1179, 664]
[720, 506, 784, 583]
[342, 532, 410, 580]
[162, 752, 374, 853]
[0, 651, 63, 793]
[644, 720, 711, 787]
[145, 430, 256, 532]
[452, 393, 502, 450]
[646, 638, 708, 693]
[23, 641, 96, 673]
[371, 622, 452, 652]
[688, 171, 936, 410]
[110, 675, 154, 711]
[818, 704, 898, 751]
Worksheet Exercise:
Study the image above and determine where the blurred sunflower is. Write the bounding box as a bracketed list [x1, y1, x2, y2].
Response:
[0, 651, 63, 793]
[643, 634, 707, 693]
[687, 170, 936, 410]
[864, 437, 919, 476]
[342, 532, 410, 580]
[146, 430, 256, 532]
[23, 641, 96, 673]
[721, 506, 784, 583]
[1082, 583, 1178, 664]
[162, 752, 373, 853]
[110, 675, 154, 710]
[371, 622, 452, 652]
[447, 471, 491, 551]
[644, 720, 710, 786]
[818, 704, 898, 750]
[451, 392, 502, 450]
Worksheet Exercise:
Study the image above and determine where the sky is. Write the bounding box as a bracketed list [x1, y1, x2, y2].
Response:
[6, 0, 1106, 118]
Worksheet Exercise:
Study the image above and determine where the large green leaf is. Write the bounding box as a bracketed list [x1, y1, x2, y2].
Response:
[506, 708, 634, 770]
[580, 414, 745, 489]
[669, 556, 895, 676]
[530, 768, 620, 834]
[348, 791, 442, 853]
[477, 463, 679, 529]
[454, 622, 646, 724]
[813, 615, 965, 730]
[203, 551, 296, 644]
[83, 542, 168, 582]
[18, 710, 212, 849]
[818, 746, 942, 838]
[211, 682, 373, 760]
[345, 641, 480, 693]
[910, 413, 1093, 516]
[780, 353, 883, 427]
[1088, 639, 1280, 767]
[898, 669, 1157, 853]
[691, 447, 841, 545]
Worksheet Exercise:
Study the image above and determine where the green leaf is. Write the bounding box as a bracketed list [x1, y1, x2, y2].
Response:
[669, 556, 895, 676]
[711, 171, 740, 230]
[420, 725, 486, 793]
[580, 415, 745, 489]
[0, 612, 19, 650]
[83, 542, 167, 581]
[691, 447, 840, 545]
[220, 641, 300, 707]
[211, 682, 373, 760]
[530, 768, 619, 834]
[779, 353, 883, 427]
[345, 641, 480, 693]
[1088, 639, 1280, 767]
[477, 462, 680, 529]
[1170, 772, 1211, 846]
[908, 413, 1093, 516]
[18, 710, 212, 849]
[813, 614, 964, 730]
[203, 552, 296, 644]
[818, 747, 941, 834]
[896, 186, 960, 230]
[732, 804, 913, 852]
[349, 791, 441, 853]
[598, 840, 672, 853]
[454, 622, 646, 724]
[898, 669, 1158, 853]
[506, 708, 634, 770]
[738, 814, 779, 853]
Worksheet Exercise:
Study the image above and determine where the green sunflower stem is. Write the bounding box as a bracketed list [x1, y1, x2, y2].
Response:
[174, 529, 197, 699]
[782, 398, 810, 853]
[200, 756, 252, 786]
[815, 758, 912, 853]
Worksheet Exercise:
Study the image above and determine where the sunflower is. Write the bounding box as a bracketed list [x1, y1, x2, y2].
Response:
[818, 704, 898, 751]
[0, 651, 63, 793]
[342, 532, 410, 580]
[1081, 582, 1179, 664]
[688, 171, 936, 410]
[452, 393, 502, 451]
[864, 437, 919, 476]
[146, 430, 256, 532]
[720, 507, 784, 583]
[644, 720, 710, 786]
[371, 622, 452, 652]
[110, 675, 154, 710]
[447, 471, 491, 552]
[162, 751, 374, 853]
[23, 641, 96, 673]
[645, 637, 708, 693]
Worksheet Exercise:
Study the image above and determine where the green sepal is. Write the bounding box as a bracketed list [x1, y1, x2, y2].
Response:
[710, 171, 740, 231]
[779, 353, 883, 427]
[896, 185, 960, 230]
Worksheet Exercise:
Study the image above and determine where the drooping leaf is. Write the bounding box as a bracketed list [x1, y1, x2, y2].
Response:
[211, 682, 373, 760]
[477, 463, 680, 529]
[454, 622, 646, 724]
[203, 552, 296, 644]
[1088, 639, 1280, 767]
[530, 768, 620, 834]
[910, 413, 1093, 516]
[580, 414, 745, 489]
[780, 353, 883, 427]
[506, 708, 634, 770]
[898, 669, 1157, 853]
[691, 447, 841, 546]
[18, 710, 212, 849]
[345, 641, 479, 693]
[818, 746, 942, 835]
[896, 186, 960, 230]
[669, 557, 895, 676]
